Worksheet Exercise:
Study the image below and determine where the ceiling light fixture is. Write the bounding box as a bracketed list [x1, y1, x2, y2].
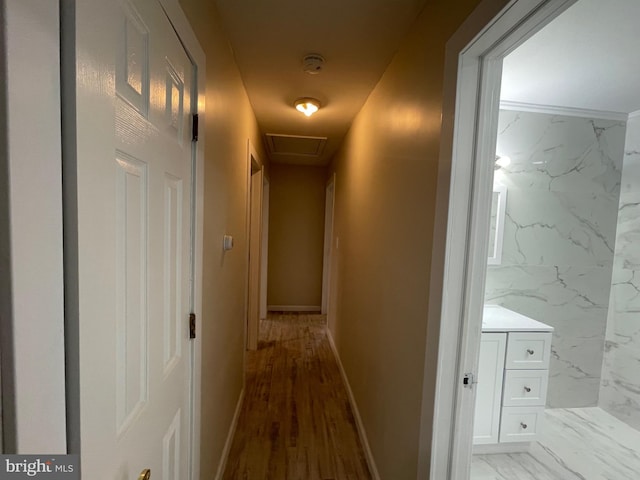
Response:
[495, 155, 511, 170]
[295, 98, 320, 117]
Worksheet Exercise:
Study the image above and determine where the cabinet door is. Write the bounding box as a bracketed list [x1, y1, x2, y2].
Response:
[473, 333, 507, 445]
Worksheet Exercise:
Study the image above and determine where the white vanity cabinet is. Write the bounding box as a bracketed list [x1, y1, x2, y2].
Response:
[473, 305, 553, 451]
[473, 333, 507, 444]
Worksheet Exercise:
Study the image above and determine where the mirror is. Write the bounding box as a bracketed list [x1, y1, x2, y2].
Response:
[488, 184, 507, 265]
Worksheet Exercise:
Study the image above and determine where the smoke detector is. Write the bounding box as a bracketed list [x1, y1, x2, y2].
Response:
[302, 54, 325, 75]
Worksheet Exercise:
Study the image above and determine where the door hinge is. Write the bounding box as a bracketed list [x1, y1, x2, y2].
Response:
[463, 373, 477, 389]
[192, 114, 199, 142]
[189, 313, 196, 339]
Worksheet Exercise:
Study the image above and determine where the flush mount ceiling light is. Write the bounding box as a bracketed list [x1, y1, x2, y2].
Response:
[295, 98, 320, 117]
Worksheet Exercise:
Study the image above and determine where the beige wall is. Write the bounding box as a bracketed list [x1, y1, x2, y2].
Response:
[267, 164, 327, 308]
[327, 1, 481, 477]
[178, 0, 267, 477]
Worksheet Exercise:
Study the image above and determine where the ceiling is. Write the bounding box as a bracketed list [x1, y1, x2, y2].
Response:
[502, 0, 640, 114]
[215, 0, 426, 166]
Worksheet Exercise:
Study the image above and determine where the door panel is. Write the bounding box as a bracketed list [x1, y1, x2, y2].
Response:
[77, 0, 194, 478]
[115, 151, 149, 433]
[163, 173, 183, 374]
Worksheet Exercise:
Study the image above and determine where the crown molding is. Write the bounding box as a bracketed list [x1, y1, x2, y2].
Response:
[628, 109, 640, 120]
[499, 100, 629, 122]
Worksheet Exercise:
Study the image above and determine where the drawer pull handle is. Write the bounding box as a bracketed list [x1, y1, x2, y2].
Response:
[526, 349, 535, 355]
[520, 422, 528, 430]
[524, 386, 531, 393]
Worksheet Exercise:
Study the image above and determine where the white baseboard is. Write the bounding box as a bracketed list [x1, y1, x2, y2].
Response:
[473, 442, 531, 455]
[326, 330, 381, 480]
[214, 388, 245, 480]
[267, 305, 321, 312]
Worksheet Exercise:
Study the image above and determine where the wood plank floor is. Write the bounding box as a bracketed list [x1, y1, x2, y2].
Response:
[222, 312, 372, 480]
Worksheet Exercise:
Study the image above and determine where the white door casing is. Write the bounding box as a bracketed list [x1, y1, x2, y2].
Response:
[260, 176, 270, 321]
[2, 0, 67, 453]
[321, 175, 335, 316]
[423, 0, 576, 479]
[74, 0, 199, 477]
[245, 141, 263, 351]
[247, 164, 263, 351]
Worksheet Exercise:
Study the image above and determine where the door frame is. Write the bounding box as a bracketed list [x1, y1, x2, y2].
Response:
[421, 0, 576, 478]
[61, 1, 206, 478]
[1, 0, 67, 453]
[259, 174, 270, 321]
[162, 3, 206, 477]
[245, 140, 264, 351]
[321, 173, 336, 316]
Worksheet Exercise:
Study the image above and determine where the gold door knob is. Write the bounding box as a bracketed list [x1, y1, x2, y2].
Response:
[138, 469, 151, 480]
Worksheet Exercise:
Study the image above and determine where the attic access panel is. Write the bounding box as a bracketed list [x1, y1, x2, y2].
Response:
[265, 133, 327, 157]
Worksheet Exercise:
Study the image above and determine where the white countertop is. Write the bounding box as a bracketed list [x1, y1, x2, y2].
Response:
[482, 304, 554, 332]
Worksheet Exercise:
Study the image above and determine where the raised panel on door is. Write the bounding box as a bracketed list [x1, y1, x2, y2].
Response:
[473, 333, 507, 445]
[115, 152, 149, 435]
[163, 173, 184, 376]
[77, 0, 194, 478]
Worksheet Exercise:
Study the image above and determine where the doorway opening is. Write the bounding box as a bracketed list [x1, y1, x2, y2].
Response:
[321, 173, 335, 318]
[429, 0, 640, 478]
[246, 141, 265, 351]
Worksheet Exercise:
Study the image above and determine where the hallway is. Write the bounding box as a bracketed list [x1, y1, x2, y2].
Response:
[222, 313, 372, 479]
[3, 0, 509, 476]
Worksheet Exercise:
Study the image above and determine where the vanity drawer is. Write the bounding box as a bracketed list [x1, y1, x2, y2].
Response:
[503, 369, 549, 406]
[505, 332, 552, 369]
[499, 406, 545, 443]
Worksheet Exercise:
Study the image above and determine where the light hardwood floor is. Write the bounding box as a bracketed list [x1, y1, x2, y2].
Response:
[223, 312, 372, 480]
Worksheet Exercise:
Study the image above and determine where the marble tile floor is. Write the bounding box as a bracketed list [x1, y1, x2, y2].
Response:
[471, 407, 640, 479]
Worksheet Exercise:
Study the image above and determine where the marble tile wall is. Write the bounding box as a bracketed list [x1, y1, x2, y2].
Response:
[485, 109, 626, 407]
[600, 114, 640, 430]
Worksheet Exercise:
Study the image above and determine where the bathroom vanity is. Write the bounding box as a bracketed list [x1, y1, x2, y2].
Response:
[473, 305, 553, 453]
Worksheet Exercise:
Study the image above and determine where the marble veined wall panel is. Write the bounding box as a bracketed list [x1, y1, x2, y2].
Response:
[600, 114, 640, 430]
[499, 190, 618, 267]
[486, 265, 611, 407]
[486, 109, 626, 407]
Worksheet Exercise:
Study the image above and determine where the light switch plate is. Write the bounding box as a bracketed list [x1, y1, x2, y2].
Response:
[223, 235, 233, 251]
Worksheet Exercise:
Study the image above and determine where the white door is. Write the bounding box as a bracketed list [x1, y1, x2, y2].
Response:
[75, 0, 194, 478]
